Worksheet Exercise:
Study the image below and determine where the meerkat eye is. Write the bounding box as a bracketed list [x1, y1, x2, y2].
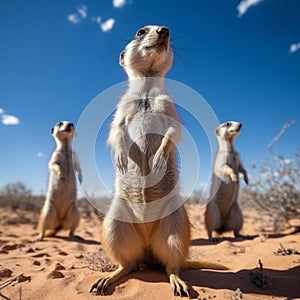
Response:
[136, 28, 146, 36]
[224, 122, 231, 127]
[57, 121, 63, 127]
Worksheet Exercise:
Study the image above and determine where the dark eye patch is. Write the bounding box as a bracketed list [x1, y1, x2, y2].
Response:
[136, 28, 146, 36]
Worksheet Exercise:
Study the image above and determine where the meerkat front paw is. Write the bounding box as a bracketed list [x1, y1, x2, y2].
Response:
[230, 172, 238, 182]
[115, 149, 128, 174]
[152, 149, 168, 175]
[224, 166, 238, 182]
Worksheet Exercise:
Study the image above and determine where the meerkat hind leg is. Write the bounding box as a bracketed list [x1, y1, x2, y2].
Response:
[36, 204, 60, 241]
[90, 217, 145, 294]
[205, 203, 221, 241]
[64, 206, 82, 240]
[225, 203, 243, 238]
[69, 230, 84, 241]
[151, 210, 190, 297]
[36, 232, 45, 242]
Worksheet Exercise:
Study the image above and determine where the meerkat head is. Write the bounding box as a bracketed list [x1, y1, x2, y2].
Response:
[119, 25, 173, 78]
[51, 121, 75, 142]
[216, 121, 242, 142]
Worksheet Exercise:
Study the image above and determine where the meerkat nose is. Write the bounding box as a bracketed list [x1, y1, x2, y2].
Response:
[66, 122, 73, 131]
[157, 27, 169, 37]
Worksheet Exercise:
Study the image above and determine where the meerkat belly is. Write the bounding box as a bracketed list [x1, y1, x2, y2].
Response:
[215, 181, 239, 217]
[47, 160, 77, 217]
[119, 112, 178, 202]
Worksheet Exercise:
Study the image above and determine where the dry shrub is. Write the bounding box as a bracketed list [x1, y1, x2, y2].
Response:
[240, 120, 299, 232]
[0, 182, 44, 212]
[241, 150, 300, 232]
[77, 194, 112, 222]
[0, 182, 45, 225]
[0, 182, 44, 225]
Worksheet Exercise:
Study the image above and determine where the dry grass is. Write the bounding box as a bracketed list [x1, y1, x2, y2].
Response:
[0, 182, 110, 226]
[84, 248, 117, 272]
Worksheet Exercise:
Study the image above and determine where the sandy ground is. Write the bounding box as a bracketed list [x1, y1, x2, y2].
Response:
[0, 205, 300, 300]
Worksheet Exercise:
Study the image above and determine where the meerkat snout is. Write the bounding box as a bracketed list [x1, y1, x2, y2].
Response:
[216, 121, 242, 141]
[119, 25, 173, 77]
[156, 26, 169, 37]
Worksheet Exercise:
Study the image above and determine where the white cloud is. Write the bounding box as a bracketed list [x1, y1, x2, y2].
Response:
[68, 5, 116, 33]
[237, 0, 264, 17]
[113, 0, 127, 8]
[37, 152, 44, 157]
[289, 42, 300, 54]
[67, 5, 88, 24]
[100, 18, 115, 32]
[67, 13, 81, 24]
[1, 114, 20, 125]
[77, 5, 88, 18]
[0, 108, 4, 114]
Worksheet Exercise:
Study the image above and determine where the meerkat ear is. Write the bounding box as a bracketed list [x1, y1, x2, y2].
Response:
[215, 128, 220, 136]
[119, 50, 125, 66]
[51, 127, 54, 135]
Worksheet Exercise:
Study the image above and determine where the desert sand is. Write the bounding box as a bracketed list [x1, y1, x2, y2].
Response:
[0, 205, 300, 300]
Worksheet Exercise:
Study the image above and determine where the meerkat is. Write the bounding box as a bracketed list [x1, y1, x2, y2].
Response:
[204, 121, 248, 240]
[90, 25, 227, 298]
[36, 121, 83, 241]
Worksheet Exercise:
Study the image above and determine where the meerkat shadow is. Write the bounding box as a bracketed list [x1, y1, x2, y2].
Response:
[56, 235, 100, 245]
[191, 234, 259, 246]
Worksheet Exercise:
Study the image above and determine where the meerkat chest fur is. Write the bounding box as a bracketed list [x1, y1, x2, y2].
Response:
[216, 148, 239, 175]
[122, 84, 179, 153]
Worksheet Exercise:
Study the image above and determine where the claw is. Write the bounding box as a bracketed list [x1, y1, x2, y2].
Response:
[152, 152, 167, 175]
[172, 283, 189, 298]
[90, 280, 99, 293]
[90, 277, 112, 295]
[115, 151, 128, 174]
[170, 274, 189, 298]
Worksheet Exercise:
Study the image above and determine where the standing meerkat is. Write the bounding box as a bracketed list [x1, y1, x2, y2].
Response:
[205, 121, 248, 240]
[36, 121, 83, 241]
[90, 25, 227, 298]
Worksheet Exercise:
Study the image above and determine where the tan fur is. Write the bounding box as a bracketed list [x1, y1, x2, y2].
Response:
[205, 121, 248, 240]
[90, 25, 227, 298]
[36, 121, 83, 241]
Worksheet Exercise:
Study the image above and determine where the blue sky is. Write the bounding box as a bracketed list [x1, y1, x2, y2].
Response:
[1, 0, 299, 197]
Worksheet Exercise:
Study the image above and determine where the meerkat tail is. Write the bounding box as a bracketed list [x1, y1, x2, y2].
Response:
[185, 259, 228, 270]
